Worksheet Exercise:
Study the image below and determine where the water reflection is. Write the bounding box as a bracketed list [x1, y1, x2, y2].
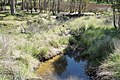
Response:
[53, 56, 67, 75]
[58, 55, 90, 80]
[36, 54, 90, 80]
[36, 55, 67, 78]
[66, 52, 82, 63]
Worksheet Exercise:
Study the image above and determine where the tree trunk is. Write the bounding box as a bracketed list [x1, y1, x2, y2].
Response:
[15, 0, 17, 8]
[3, 0, 6, 11]
[57, 0, 60, 13]
[44, 0, 46, 12]
[118, 12, 120, 28]
[10, 0, 15, 15]
[113, 7, 117, 29]
[25, 0, 29, 12]
[0, 0, 3, 11]
[39, 0, 41, 12]
[70, 0, 72, 13]
[34, 0, 37, 12]
[78, 0, 82, 16]
[52, 0, 55, 15]
[30, 0, 33, 13]
[21, 0, 24, 10]
[49, 0, 51, 12]
[7, 0, 10, 3]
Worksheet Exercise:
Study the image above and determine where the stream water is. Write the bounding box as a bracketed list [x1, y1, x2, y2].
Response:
[36, 54, 90, 80]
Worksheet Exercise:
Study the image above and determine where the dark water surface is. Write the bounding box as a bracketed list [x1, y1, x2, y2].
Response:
[36, 54, 90, 80]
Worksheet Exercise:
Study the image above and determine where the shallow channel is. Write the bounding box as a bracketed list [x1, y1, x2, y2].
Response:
[36, 54, 90, 80]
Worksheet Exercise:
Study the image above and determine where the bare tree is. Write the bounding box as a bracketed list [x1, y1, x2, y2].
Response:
[30, 0, 33, 13]
[57, 0, 60, 13]
[52, 0, 55, 15]
[44, 0, 47, 12]
[113, 6, 117, 29]
[34, 0, 37, 12]
[0, 0, 3, 11]
[10, 0, 15, 15]
[21, 0, 24, 10]
[118, 11, 120, 28]
[25, 0, 29, 12]
[78, 0, 82, 15]
[111, 0, 120, 29]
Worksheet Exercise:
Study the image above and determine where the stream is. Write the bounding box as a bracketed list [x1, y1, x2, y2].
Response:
[36, 54, 91, 80]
